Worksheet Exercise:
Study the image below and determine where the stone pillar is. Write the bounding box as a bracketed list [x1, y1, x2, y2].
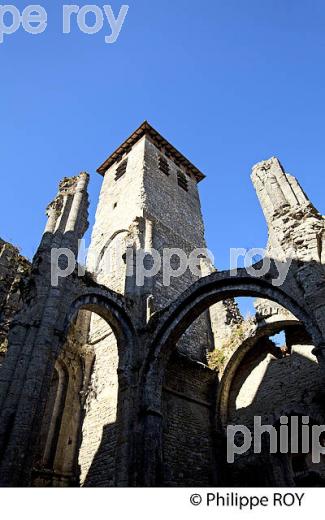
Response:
[251, 157, 325, 363]
[0, 173, 89, 486]
[286, 174, 309, 206]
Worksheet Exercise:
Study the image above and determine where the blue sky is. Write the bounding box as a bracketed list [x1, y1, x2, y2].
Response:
[1, 0, 325, 276]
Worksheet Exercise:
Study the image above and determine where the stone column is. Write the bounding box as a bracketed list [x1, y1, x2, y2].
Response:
[251, 157, 325, 367]
[0, 173, 89, 486]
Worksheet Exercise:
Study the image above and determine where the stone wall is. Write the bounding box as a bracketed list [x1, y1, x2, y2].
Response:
[251, 158, 325, 338]
[0, 238, 31, 356]
[78, 319, 119, 487]
[224, 325, 325, 485]
[251, 157, 325, 264]
[227, 331, 322, 427]
[143, 137, 206, 251]
[162, 351, 217, 486]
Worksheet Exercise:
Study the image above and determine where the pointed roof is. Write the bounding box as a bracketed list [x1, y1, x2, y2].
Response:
[96, 121, 205, 182]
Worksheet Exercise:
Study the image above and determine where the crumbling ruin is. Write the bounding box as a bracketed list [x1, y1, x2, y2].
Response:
[0, 122, 324, 487]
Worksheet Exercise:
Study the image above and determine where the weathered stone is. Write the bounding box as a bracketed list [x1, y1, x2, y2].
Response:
[0, 239, 31, 356]
[0, 123, 325, 487]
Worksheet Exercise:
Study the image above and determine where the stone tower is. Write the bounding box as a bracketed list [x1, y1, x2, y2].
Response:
[77, 122, 223, 485]
[85, 122, 229, 365]
[88, 122, 209, 325]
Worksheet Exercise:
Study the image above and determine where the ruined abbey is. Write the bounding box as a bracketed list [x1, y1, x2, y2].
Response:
[0, 122, 325, 487]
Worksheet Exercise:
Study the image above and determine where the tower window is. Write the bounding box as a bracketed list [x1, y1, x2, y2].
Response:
[177, 170, 188, 191]
[115, 159, 128, 181]
[158, 156, 170, 176]
[115, 154, 122, 163]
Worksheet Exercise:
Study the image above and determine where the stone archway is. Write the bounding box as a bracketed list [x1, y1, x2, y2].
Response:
[66, 290, 137, 377]
[217, 317, 304, 429]
[0, 284, 139, 487]
[64, 290, 139, 487]
[140, 266, 324, 485]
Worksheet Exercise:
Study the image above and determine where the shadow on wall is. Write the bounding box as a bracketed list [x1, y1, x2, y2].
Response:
[82, 421, 118, 487]
[31, 310, 126, 488]
[1, 245, 325, 487]
[223, 324, 325, 486]
[34, 258, 325, 488]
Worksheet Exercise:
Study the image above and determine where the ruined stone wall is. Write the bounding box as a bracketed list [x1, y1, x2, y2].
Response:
[208, 298, 243, 349]
[252, 158, 325, 263]
[225, 327, 325, 485]
[254, 298, 297, 324]
[0, 238, 31, 357]
[162, 351, 217, 486]
[2, 134, 325, 487]
[207, 158, 325, 486]
[149, 218, 213, 360]
[228, 341, 322, 427]
[0, 172, 92, 487]
[78, 320, 119, 487]
[242, 158, 325, 428]
[74, 141, 144, 484]
[251, 158, 325, 338]
[77, 139, 147, 485]
[32, 345, 85, 487]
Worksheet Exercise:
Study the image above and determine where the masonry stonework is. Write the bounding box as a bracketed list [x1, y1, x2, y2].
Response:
[0, 239, 31, 358]
[0, 123, 325, 487]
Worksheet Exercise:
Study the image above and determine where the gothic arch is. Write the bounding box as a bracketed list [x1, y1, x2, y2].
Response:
[93, 229, 129, 274]
[140, 266, 324, 485]
[66, 289, 137, 376]
[62, 289, 139, 486]
[217, 318, 306, 429]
